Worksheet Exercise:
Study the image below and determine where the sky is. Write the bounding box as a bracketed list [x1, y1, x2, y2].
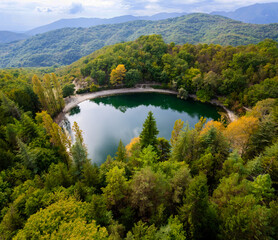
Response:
[0, 0, 278, 31]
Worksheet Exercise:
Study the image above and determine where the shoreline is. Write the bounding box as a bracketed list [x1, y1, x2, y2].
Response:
[54, 87, 237, 124]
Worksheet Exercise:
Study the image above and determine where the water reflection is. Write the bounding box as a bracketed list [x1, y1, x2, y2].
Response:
[67, 93, 220, 165]
[69, 106, 81, 116]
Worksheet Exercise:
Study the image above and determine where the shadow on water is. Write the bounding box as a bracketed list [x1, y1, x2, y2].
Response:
[92, 92, 221, 119]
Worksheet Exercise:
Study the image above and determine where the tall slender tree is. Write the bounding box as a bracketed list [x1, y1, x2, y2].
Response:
[51, 73, 65, 110]
[43, 74, 57, 115]
[32, 75, 47, 112]
[140, 111, 159, 149]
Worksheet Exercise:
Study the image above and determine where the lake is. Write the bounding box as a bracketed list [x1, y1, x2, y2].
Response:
[66, 92, 221, 165]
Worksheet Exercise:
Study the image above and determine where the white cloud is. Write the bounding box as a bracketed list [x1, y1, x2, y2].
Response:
[1, 0, 278, 31]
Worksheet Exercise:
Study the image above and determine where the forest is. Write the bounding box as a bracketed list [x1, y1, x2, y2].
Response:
[1, 13, 278, 68]
[0, 35, 277, 239]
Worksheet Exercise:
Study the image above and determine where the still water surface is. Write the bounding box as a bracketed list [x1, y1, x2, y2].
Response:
[66, 93, 220, 165]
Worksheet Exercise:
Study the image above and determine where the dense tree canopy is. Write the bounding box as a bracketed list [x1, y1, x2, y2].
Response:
[0, 35, 277, 239]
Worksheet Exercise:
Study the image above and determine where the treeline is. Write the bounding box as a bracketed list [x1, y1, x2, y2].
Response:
[66, 35, 278, 112]
[0, 85, 277, 238]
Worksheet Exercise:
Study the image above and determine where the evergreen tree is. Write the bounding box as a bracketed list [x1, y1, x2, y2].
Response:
[0, 91, 21, 119]
[71, 121, 88, 177]
[140, 111, 159, 149]
[115, 140, 127, 162]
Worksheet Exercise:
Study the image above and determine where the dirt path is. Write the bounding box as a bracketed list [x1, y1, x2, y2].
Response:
[55, 87, 237, 124]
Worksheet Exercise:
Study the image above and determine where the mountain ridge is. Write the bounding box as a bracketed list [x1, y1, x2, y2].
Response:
[212, 2, 278, 24]
[1, 13, 278, 68]
[26, 12, 188, 36]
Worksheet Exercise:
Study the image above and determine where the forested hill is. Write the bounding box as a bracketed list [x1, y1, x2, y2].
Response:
[1, 13, 278, 68]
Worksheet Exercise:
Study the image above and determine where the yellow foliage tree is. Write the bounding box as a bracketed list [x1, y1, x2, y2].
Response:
[110, 64, 126, 86]
[170, 119, 184, 147]
[225, 116, 259, 154]
[126, 137, 140, 157]
[200, 120, 225, 136]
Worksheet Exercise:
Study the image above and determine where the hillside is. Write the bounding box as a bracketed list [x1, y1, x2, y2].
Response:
[212, 2, 278, 24]
[26, 12, 187, 35]
[0, 31, 29, 43]
[1, 13, 278, 68]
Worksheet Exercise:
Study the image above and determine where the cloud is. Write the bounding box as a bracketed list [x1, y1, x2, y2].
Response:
[68, 2, 84, 14]
[36, 7, 53, 13]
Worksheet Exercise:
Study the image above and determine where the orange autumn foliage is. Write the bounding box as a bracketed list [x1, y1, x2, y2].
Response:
[224, 116, 259, 154]
[126, 137, 140, 157]
[200, 120, 225, 136]
[110, 64, 127, 86]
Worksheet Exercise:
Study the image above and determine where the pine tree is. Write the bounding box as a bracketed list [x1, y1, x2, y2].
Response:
[139, 111, 159, 149]
[71, 121, 88, 177]
[0, 91, 21, 119]
[115, 140, 127, 162]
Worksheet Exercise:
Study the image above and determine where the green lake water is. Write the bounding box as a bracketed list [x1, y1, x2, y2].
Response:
[66, 93, 221, 165]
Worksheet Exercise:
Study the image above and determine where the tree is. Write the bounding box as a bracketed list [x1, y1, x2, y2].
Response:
[102, 166, 128, 208]
[125, 69, 141, 87]
[71, 121, 88, 177]
[0, 91, 21, 119]
[32, 74, 64, 116]
[179, 173, 217, 240]
[126, 221, 157, 240]
[170, 119, 184, 147]
[157, 137, 171, 161]
[32, 75, 47, 111]
[13, 199, 108, 239]
[62, 83, 75, 98]
[51, 73, 65, 110]
[225, 116, 259, 155]
[130, 167, 168, 218]
[110, 64, 127, 86]
[115, 140, 127, 162]
[177, 88, 188, 100]
[140, 111, 159, 149]
[126, 137, 140, 157]
[36, 111, 71, 165]
[43, 74, 58, 115]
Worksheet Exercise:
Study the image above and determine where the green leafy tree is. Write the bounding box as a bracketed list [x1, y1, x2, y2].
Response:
[140, 111, 159, 149]
[125, 69, 142, 87]
[102, 166, 128, 208]
[62, 83, 75, 97]
[157, 137, 171, 161]
[126, 221, 157, 240]
[180, 173, 217, 240]
[130, 167, 168, 218]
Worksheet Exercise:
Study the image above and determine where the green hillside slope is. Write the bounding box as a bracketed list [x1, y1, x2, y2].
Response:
[1, 13, 278, 68]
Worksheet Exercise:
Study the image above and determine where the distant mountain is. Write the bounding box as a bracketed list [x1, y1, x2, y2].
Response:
[212, 2, 278, 24]
[0, 31, 29, 43]
[26, 12, 187, 35]
[1, 13, 278, 68]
